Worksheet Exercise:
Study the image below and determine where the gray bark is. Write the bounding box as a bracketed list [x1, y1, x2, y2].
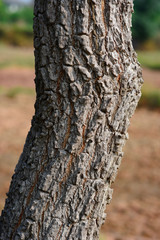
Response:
[0, 0, 143, 239]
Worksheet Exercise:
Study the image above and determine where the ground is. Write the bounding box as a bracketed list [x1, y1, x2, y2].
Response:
[0, 67, 160, 240]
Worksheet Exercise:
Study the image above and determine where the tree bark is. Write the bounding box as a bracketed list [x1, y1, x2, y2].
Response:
[0, 0, 143, 239]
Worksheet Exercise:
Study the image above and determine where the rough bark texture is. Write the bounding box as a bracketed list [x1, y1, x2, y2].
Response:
[0, 0, 143, 239]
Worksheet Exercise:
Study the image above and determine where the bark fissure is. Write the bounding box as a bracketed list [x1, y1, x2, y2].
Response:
[101, 0, 107, 34]
[38, 201, 50, 239]
[56, 70, 63, 108]
[55, 223, 63, 240]
[59, 154, 74, 192]
[10, 131, 50, 239]
[10, 208, 24, 240]
[78, 111, 91, 155]
[70, 0, 75, 47]
[62, 101, 74, 149]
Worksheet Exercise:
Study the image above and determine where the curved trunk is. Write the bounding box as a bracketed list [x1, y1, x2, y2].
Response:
[0, 0, 143, 239]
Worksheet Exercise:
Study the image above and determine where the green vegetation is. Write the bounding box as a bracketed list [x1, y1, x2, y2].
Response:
[99, 234, 106, 240]
[0, 86, 35, 98]
[0, 1, 33, 25]
[137, 51, 160, 70]
[0, 44, 34, 68]
[0, 24, 33, 47]
[139, 85, 160, 109]
[0, 0, 33, 46]
[132, 0, 160, 48]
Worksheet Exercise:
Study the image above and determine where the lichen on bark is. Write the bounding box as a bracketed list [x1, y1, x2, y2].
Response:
[0, 0, 143, 239]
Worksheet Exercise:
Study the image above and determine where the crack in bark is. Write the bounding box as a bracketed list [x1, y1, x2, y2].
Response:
[10, 207, 24, 240]
[55, 223, 63, 240]
[59, 154, 74, 192]
[83, 149, 96, 189]
[78, 111, 91, 155]
[87, 0, 94, 59]
[87, 0, 91, 32]
[37, 221, 40, 240]
[37, 201, 50, 239]
[62, 101, 74, 149]
[66, 224, 73, 239]
[56, 70, 63, 112]
[119, 2, 124, 32]
[79, 124, 87, 154]
[107, 132, 115, 154]
[91, 4, 99, 54]
[87, 150, 96, 176]
[70, 0, 75, 47]
[117, 73, 121, 82]
[95, 80, 102, 108]
[26, 173, 39, 205]
[10, 133, 50, 239]
[52, 191, 58, 208]
[101, 0, 107, 35]
[110, 34, 124, 121]
[10, 172, 39, 240]
[83, 125, 101, 186]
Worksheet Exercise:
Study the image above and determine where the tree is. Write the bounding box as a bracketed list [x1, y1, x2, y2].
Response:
[0, 0, 143, 239]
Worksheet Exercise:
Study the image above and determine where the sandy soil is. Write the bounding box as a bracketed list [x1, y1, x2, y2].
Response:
[142, 68, 160, 88]
[0, 67, 35, 88]
[0, 67, 160, 239]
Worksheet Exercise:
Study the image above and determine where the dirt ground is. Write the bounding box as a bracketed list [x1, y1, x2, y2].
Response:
[0, 68, 160, 239]
[0, 67, 35, 88]
[142, 68, 160, 88]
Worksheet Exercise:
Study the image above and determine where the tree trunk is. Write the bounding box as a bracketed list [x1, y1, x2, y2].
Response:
[0, 0, 143, 239]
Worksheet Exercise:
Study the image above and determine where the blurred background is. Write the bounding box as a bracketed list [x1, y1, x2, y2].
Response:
[0, 0, 160, 239]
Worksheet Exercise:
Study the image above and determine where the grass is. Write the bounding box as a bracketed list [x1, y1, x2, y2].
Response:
[0, 23, 33, 47]
[0, 86, 35, 98]
[99, 234, 106, 240]
[139, 85, 160, 109]
[137, 51, 160, 70]
[0, 44, 34, 68]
